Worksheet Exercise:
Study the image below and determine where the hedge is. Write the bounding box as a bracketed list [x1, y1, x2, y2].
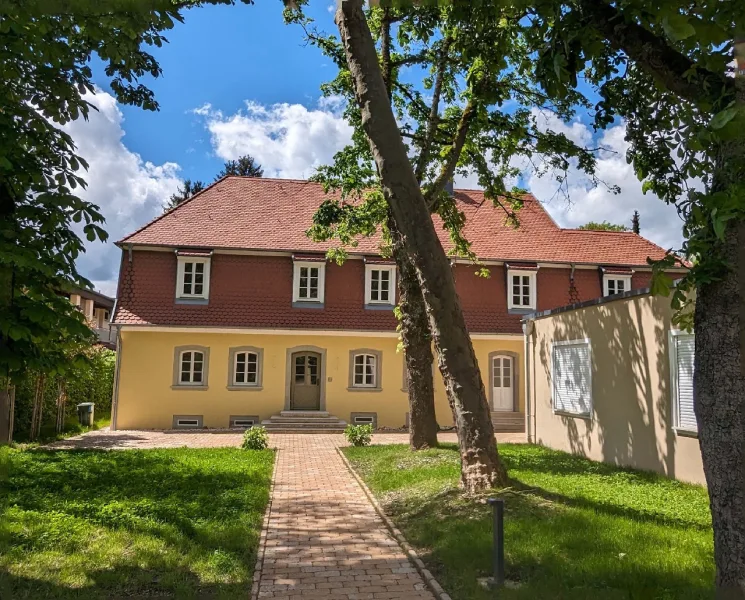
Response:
[12, 347, 116, 442]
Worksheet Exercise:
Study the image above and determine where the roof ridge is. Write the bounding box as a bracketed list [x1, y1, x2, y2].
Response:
[118, 176, 228, 245]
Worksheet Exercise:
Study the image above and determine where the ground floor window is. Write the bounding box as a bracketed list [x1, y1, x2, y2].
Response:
[348, 349, 382, 391]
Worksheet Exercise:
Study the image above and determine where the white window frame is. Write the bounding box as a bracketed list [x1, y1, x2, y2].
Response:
[229, 347, 263, 388]
[176, 256, 211, 300]
[292, 261, 326, 303]
[551, 338, 593, 418]
[178, 349, 207, 386]
[365, 264, 396, 305]
[507, 269, 537, 310]
[669, 330, 697, 436]
[351, 352, 378, 389]
[603, 275, 632, 297]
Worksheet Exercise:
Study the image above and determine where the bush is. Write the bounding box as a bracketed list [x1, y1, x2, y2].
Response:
[13, 346, 116, 442]
[344, 424, 373, 447]
[241, 426, 269, 450]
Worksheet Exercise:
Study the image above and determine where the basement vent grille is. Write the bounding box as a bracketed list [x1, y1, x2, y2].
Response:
[350, 412, 378, 428]
[172, 415, 204, 429]
[230, 415, 260, 429]
[177, 419, 199, 427]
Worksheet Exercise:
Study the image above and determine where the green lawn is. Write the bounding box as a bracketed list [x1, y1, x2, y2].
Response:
[0, 446, 273, 599]
[344, 443, 714, 600]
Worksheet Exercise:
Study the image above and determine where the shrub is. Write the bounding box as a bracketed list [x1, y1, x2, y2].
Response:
[344, 424, 373, 447]
[241, 426, 269, 450]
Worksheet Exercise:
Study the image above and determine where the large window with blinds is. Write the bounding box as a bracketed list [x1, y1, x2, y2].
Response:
[551, 339, 592, 417]
[670, 332, 697, 434]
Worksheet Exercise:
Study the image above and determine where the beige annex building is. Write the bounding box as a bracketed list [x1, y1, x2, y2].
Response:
[524, 289, 705, 486]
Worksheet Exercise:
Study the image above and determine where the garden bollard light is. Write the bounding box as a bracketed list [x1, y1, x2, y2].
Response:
[487, 497, 505, 588]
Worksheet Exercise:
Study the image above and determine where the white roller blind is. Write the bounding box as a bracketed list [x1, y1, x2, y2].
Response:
[674, 335, 697, 433]
[552, 341, 592, 416]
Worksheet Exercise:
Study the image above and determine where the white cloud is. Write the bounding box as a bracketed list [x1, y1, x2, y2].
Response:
[197, 99, 354, 179]
[63, 91, 182, 296]
[527, 120, 686, 250]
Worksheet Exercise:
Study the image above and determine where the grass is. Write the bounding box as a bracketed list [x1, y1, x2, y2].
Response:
[0, 446, 273, 599]
[344, 443, 714, 600]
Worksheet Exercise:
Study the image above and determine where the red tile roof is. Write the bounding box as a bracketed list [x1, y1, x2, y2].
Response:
[120, 176, 671, 267]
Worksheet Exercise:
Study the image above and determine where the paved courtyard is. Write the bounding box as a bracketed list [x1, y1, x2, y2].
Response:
[48, 428, 525, 450]
[47, 429, 524, 599]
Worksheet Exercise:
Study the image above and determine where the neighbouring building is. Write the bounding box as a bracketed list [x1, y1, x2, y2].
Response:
[109, 176, 684, 432]
[523, 289, 704, 485]
[65, 287, 116, 350]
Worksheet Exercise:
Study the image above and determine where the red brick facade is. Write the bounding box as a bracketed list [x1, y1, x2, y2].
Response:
[114, 250, 659, 334]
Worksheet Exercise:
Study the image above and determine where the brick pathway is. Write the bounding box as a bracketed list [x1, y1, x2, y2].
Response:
[256, 435, 435, 599]
[47, 429, 524, 450]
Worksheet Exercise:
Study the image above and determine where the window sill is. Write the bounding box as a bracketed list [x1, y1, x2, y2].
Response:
[226, 385, 264, 392]
[674, 428, 699, 439]
[292, 301, 324, 309]
[347, 387, 383, 393]
[364, 303, 395, 311]
[175, 298, 210, 305]
[171, 385, 209, 391]
[552, 409, 591, 420]
[508, 307, 535, 315]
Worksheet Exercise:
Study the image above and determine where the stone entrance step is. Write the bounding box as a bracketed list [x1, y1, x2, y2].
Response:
[261, 410, 347, 433]
[491, 411, 525, 433]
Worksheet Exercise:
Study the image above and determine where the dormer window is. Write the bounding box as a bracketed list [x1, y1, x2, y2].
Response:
[507, 268, 537, 310]
[292, 258, 326, 305]
[603, 275, 632, 296]
[176, 253, 211, 301]
[365, 263, 396, 307]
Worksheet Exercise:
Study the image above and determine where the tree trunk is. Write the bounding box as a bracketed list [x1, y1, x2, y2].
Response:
[56, 380, 67, 434]
[336, 0, 507, 491]
[389, 217, 439, 450]
[30, 374, 45, 441]
[694, 41, 745, 597]
[695, 219, 745, 598]
[0, 382, 14, 445]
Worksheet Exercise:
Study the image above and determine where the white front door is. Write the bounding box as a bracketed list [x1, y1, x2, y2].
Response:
[492, 356, 514, 411]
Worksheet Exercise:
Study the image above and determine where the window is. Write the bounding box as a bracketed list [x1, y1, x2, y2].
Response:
[507, 269, 536, 309]
[552, 339, 592, 417]
[604, 275, 632, 296]
[349, 349, 383, 391]
[172, 415, 203, 429]
[229, 415, 260, 429]
[365, 265, 396, 305]
[670, 332, 697, 435]
[293, 261, 325, 303]
[177, 257, 211, 300]
[228, 347, 264, 389]
[172, 346, 210, 388]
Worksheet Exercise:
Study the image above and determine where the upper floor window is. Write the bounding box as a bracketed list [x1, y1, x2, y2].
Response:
[349, 349, 382, 391]
[293, 261, 325, 304]
[228, 346, 264, 389]
[173, 345, 210, 388]
[603, 275, 631, 296]
[365, 264, 396, 306]
[177, 256, 211, 300]
[507, 269, 536, 310]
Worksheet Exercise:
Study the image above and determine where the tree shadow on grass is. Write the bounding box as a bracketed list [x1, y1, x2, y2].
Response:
[1, 448, 273, 599]
[0, 566, 247, 600]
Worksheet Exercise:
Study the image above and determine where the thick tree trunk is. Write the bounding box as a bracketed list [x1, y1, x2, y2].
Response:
[336, 0, 507, 491]
[694, 43, 745, 598]
[389, 217, 439, 450]
[695, 219, 745, 598]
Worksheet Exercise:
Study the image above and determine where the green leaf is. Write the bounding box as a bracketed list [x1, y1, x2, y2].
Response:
[662, 13, 696, 41]
[710, 107, 739, 130]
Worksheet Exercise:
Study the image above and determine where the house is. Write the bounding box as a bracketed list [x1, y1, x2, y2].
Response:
[109, 176, 683, 432]
[66, 287, 116, 350]
[523, 288, 703, 485]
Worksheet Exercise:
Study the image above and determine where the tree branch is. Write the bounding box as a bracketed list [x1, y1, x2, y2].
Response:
[414, 38, 451, 183]
[423, 97, 478, 206]
[380, 7, 393, 101]
[577, 0, 734, 108]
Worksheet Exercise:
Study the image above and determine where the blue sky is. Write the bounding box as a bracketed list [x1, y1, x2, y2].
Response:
[66, 0, 685, 296]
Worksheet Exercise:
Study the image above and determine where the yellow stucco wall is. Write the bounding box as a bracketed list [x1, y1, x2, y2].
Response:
[114, 329, 524, 430]
[527, 292, 705, 485]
